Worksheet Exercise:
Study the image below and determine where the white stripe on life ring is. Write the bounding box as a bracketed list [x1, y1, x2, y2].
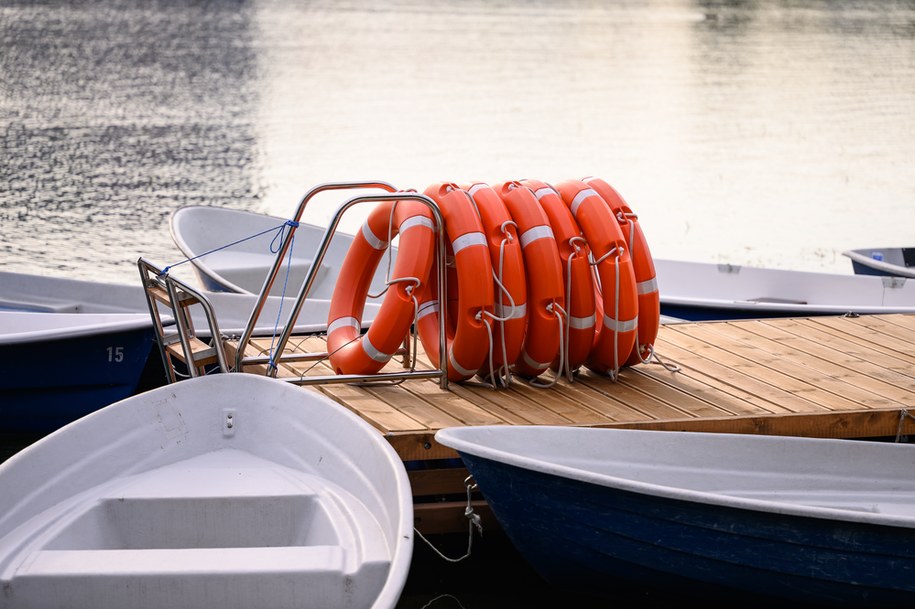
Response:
[362, 221, 389, 251]
[602, 314, 639, 333]
[569, 313, 596, 330]
[494, 301, 527, 319]
[467, 183, 489, 197]
[417, 300, 439, 320]
[327, 316, 360, 335]
[400, 214, 434, 234]
[520, 349, 549, 371]
[448, 349, 477, 378]
[519, 225, 554, 248]
[452, 231, 487, 255]
[532, 186, 556, 200]
[570, 188, 599, 217]
[362, 334, 393, 363]
[637, 276, 659, 295]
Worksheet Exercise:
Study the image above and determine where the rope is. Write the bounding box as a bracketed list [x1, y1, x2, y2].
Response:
[896, 409, 915, 443]
[640, 344, 681, 372]
[413, 476, 481, 563]
[561, 236, 589, 382]
[612, 251, 620, 380]
[478, 317, 501, 389]
[477, 222, 519, 388]
[157, 218, 301, 371]
[524, 302, 566, 389]
[266, 233, 297, 367]
[367, 201, 399, 300]
[159, 219, 298, 276]
[589, 247, 622, 381]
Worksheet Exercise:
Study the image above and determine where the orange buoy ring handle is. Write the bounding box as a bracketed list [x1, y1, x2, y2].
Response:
[584, 176, 660, 366]
[464, 183, 528, 382]
[493, 181, 565, 379]
[416, 182, 495, 382]
[327, 199, 435, 375]
[523, 179, 597, 375]
[555, 179, 638, 376]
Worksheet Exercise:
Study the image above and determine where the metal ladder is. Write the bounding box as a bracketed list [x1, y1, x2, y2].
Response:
[138, 257, 229, 383]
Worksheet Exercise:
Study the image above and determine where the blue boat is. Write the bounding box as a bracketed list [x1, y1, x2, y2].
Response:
[0, 269, 381, 436]
[0, 271, 162, 436]
[435, 426, 915, 606]
[0, 311, 158, 435]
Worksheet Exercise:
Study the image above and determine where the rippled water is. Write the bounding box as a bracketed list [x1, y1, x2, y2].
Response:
[2, 0, 914, 287]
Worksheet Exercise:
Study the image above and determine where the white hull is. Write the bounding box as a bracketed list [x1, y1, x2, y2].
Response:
[0, 374, 413, 609]
[168, 205, 915, 321]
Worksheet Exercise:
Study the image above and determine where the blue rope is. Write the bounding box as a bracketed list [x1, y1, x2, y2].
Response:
[268, 232, 297, 363]
[156, 216, 303, 372]
[160, 219, 299, 276]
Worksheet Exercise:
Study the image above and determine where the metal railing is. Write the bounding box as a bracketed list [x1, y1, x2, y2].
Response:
[231, 181, 451, 390]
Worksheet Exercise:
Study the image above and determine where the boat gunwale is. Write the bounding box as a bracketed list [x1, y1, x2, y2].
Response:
[436, 426, 915, 529]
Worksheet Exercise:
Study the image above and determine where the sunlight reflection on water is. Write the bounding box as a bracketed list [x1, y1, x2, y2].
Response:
[1, 0, 914, 285]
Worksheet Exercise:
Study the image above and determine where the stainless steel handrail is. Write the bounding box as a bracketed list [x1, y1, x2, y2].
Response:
[235, 184, 450, 390]
[235, 180, 398, 365]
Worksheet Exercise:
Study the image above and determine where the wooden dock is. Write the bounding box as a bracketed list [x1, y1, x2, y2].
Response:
[226, 313, 915, 534]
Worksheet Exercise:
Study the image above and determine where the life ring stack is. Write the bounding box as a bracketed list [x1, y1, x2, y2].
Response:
[326, 177, 660, 386]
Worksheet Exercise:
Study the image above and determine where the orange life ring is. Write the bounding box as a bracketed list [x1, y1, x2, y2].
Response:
[327, 199, 435, 375]
[555, 179, 638, 376]
[464, 183, 528, 382]
[522, 179, 597, 375]
[416, 182, 495, 382]
[492, 181, 565, 379]
[584, 176, 660, 366]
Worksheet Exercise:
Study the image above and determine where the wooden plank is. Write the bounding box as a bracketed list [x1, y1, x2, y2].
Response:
[318, 382, 426, 433]
[647, 337, 798, 414]
[685, 321, 892, 411]
[413, 500, 496, 535]
[523, 371, 662, 422]
[664, 323, 845, 413]
[733, 320, 915, 407]
[809, 315, 915, 368]
[610, 408, 915, 440]
[397, 380, 505, 427]
[443, 381, 578, 425]
[627, 358, 771, 416]
[408, 466, 473, 497]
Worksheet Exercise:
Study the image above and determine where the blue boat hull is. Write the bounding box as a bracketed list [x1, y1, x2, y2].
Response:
[0, 326, 160, 435]
[459, 453, 915, 607]
[658, 302, 818, 322]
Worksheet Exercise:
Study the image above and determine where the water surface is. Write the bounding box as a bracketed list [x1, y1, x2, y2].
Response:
[2, 0, 913, 286]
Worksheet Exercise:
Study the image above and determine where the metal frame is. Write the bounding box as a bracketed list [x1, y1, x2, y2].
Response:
[230, 181, 451, 389]
[138, 257, 228, 383]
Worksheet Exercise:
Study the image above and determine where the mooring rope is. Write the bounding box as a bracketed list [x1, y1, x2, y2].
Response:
[896, 408, 915, 443]
[413, 476, 481, 563]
